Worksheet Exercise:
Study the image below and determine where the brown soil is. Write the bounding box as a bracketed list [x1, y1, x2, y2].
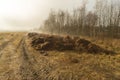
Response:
[27, 32, 115, 54]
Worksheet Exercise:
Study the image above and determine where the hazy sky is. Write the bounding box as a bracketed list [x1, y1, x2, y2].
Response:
[0, 0, 95, 31]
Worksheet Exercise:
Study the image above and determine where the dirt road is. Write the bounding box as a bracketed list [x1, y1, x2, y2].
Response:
[0, 33, 48, 80]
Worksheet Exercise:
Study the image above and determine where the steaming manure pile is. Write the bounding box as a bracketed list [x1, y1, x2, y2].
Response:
[27, 32, 114, 54]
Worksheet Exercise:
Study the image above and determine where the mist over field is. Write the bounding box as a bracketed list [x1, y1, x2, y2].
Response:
[0, 0, 95, 31]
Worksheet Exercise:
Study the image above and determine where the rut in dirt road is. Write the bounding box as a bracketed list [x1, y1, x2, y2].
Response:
[0, 34, 42, 80]
[0, 38, 15, 57]
[0, 34, 25, 80]
[18, 36, 40, 80]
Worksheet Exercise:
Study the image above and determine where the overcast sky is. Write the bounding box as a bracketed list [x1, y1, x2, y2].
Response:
[0, 0, 95, 31]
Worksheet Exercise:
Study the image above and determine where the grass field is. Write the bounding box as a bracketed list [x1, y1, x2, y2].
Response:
[0, 32, 120, 80]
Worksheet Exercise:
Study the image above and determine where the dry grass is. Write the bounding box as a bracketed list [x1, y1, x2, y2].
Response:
[23, 49, 120, 80]
[0, 32, 119, 80]
[89, 38, 120, 53]
[47, 52, 120, 80]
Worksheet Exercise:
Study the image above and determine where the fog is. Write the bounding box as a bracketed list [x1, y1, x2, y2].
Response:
[0, 0, 95, 31]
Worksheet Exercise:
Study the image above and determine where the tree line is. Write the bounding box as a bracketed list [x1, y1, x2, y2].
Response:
[40, 0, 120, 39]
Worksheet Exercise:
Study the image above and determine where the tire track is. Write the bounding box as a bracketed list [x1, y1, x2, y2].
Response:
[18, 36, 39, 80]
[19, 36, 37, 63]
[0, 33, 48, 80]
[0, 34, 38, 80]
[0, 34, 21, 80]
[0, 38, 14, 58]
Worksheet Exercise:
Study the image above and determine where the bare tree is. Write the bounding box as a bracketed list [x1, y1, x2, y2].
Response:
[42, 0, 120, 39]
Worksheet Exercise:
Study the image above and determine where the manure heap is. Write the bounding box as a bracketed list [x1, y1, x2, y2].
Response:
[27, 32, 114, 54]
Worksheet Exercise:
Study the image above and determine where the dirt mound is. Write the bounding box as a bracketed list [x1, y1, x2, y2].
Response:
[27, 32, 114, 54]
